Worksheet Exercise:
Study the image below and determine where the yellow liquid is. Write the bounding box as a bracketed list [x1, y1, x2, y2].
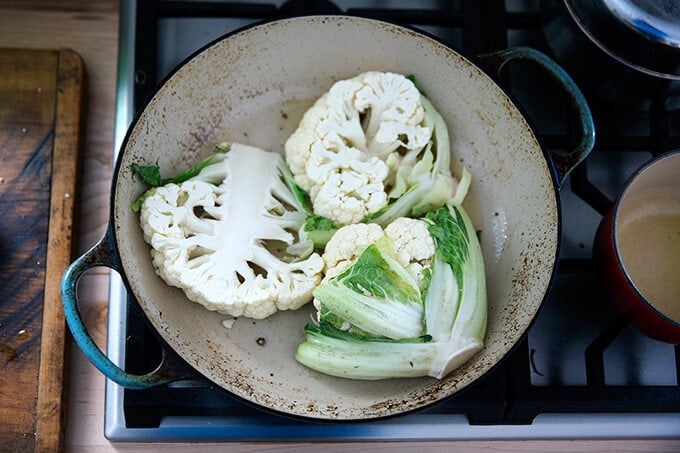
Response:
[617, 212, 680, 323]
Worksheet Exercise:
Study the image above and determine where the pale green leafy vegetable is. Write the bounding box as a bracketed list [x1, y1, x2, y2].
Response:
[295, 204, 487, 380]
[313, 236, 425, 340]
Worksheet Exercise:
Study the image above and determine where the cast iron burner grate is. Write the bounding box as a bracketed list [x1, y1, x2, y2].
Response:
[120, 0, 680, 429]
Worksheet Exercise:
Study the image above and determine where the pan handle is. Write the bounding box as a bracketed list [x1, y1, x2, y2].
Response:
[61, 227, 186, 389]
[479, 46, 596, 186]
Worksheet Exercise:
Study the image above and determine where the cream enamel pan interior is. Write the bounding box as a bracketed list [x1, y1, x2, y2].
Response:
[112, 16, 559, 419]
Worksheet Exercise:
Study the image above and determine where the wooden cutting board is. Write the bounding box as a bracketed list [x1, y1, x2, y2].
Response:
[0, 48, 83, 453]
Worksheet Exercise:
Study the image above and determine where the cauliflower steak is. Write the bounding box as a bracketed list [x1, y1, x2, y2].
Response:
[139, 143, 324, 319]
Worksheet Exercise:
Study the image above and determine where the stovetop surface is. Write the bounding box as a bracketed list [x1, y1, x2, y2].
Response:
[106, 0, 680, 441]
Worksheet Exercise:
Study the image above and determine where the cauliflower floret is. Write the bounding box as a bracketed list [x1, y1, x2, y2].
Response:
[140, 143, 324, 319]
[320, 218, 434, 287]
[285, 71, 433, 226]
[306, 144, 388, 225]
[385, 217, 435, 288]
[354, 72, 431, 158]
[321, 223, 385, 280]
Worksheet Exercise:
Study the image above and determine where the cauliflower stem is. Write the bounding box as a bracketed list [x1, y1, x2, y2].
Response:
[295, 204, 487, 380]
[303, 214, 339, 249]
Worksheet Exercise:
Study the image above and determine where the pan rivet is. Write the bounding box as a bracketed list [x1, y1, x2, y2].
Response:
[135, 70, 147, 85]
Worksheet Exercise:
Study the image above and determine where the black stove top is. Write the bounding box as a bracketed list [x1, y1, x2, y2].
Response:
[106, 0, 680, 440]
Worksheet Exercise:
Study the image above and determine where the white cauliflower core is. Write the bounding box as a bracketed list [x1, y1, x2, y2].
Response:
[285, 72, 433, 225]
[140, 143, 324, 319]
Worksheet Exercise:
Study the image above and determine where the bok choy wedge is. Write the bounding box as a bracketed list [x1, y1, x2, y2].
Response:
[295, 204, 487, 380]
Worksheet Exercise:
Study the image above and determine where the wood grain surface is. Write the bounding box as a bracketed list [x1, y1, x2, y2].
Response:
[0, 2, 679, 452]
[0, 48, 57, 453]
[36, 48, 84, 453]
[0, 48, 83, 452]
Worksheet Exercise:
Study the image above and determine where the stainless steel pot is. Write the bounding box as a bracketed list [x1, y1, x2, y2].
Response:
[544, 0, 680, 107]
[566, 0, 680, 79]
[62, 15, 594, 420]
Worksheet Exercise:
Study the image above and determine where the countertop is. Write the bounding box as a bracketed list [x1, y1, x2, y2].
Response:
[0, 1, 678, 451]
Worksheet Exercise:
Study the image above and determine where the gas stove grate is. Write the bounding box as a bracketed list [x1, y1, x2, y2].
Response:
[117, 0, 680, 431]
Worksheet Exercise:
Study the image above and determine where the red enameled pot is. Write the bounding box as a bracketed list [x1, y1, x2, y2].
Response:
[594, 150, 680, 344]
